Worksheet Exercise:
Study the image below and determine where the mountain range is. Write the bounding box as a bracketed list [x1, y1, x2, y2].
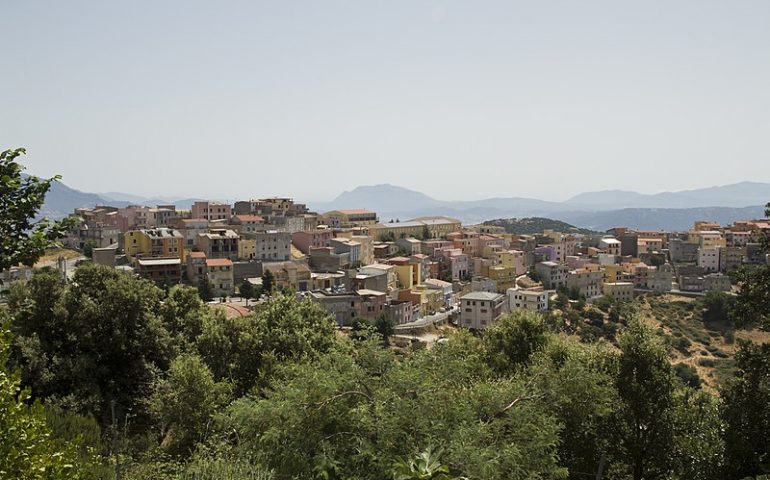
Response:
[38, 180, 770, 232]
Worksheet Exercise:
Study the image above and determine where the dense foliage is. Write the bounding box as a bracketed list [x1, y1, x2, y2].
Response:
[0, 148, 71, 271]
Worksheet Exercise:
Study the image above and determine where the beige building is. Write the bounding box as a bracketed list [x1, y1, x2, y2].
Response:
[368, 216, 461, 241]
[459, 291, 507, 330]
[322, 209, 378, 228]
[196, 229, 239, 260]
[602, 282, 634, 302]
[206, 258, 234, 297]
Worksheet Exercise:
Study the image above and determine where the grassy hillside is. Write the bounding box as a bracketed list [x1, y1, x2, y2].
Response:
[482, 217, 598, 235]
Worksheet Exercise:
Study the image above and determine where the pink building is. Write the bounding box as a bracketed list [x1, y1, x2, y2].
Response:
[292, 229, 334, 254]
[191, 201, 232, 221]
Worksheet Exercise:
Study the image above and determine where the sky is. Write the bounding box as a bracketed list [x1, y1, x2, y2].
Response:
[3, 1, 770, 203]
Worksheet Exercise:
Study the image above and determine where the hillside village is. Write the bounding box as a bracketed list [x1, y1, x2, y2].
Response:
[4, 197, 769, 333]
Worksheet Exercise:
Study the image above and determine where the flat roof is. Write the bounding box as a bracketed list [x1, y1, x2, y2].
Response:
[461, 291, 504, 301]
[137, 258, 180, 266]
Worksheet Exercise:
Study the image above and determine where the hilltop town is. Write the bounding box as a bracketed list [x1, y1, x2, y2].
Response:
[5, 197, 767, 332]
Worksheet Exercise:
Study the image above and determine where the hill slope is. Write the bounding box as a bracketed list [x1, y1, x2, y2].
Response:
[482, 217, 598, 235]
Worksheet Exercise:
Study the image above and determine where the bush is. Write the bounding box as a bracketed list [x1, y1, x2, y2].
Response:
[674, 363, 701, 388]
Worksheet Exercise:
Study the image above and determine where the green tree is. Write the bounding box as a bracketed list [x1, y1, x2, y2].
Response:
[198, 278, 214, 302]
[375, 315, 395, 344]
[216, 335, 565, 480]
[8, 264, 174, 425]
[239, 279, 255, 299]
[81, 240, 97, 260]
[261, 269, 275, 295]
[722, 341, 770, 479]
[1, 148, 73, 271]
[0, 318, 90, 480]
[482, 310, 549, 374]
[670, 390, 724, 480]
[195, 295, 337, 395]
[609, 320, 677, 480]
[150, 354, 232, 456]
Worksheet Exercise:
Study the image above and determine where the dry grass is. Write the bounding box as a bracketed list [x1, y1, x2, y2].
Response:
[34, 248, 82, 266]
[638, 293, 770, 391]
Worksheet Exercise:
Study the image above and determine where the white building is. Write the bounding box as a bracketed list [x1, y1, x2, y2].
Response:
[458, 291, 508, 330]
[507, 288, 549, 312]
[697, 247, 720, 273]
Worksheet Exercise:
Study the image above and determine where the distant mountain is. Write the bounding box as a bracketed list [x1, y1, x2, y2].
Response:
[307, 182, 770, 228]
[315, 184, 444, 213]
[555, 205, 767, 232]
[482, 217, 598, 235]
[38, 179, 770, 230]
[37, 181, 129, 220]
[566, 182, 770, 210]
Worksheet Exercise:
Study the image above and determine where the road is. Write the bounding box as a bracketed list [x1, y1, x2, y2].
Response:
[394, 309, 454, 330]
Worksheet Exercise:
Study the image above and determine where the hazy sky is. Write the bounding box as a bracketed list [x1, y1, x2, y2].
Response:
[3, 1, 770, 202]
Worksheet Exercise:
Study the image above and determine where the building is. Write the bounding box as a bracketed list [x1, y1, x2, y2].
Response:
[191, 201, 232, 221]
[229, 214, 266, 234]
[566, 267, 604, 299]
[598, 237, 622, 257]
[535, 261, 568, 289]
[507, 288, 548, 312]
[697, 248, 720, 273]
[253, 230, 291, 261]
[125, 228, 184, 265]
[308, 290, 361, 326]
[386, 300, 414, 325]
[703, 273, 731, 292]
[262, 261, 311, 292]
[330, 238, 362, 266]
[206, 258, 234, 297]
[368, 216, 461, 241]
[292, 229, 334, 254]
[136, 257, 182, 285]
[322, 209, 378, 228]
[196, 229, 239, 260]
[458, 291, 507, 330]
[602, 282, 634, 302]
[186, 251, 207, 286]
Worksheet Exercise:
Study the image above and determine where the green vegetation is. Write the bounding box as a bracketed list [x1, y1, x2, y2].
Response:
[1, 148, 73, 271]
[482, 217, 597, 235]
[2, 149, 770, 479]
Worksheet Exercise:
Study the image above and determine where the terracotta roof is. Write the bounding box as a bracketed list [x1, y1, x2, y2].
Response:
[206, 258, 233, 267]
[189, 251, 206, 258]
[234, 215, 264, 223]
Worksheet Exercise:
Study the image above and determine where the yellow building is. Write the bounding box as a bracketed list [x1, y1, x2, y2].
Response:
[322, 209, 378, 228]
[238, 238, 257, 260]
[390, 258, 422, 290]
[369, 216, 461, 241]
[486, 265, 517, 293]
[125, 228, 185, 265]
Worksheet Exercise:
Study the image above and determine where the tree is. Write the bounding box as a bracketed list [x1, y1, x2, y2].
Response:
[421, 225, 431, 241]
[261, 269, 275, 295]
[8, 264, 174, 426]
[150, 354, 232, 455]
[239, 279, 255, 299]
[0, 317, 89, 480]
[721, 341, 770, 479]
[609, 319, 677, 480]
[375, 315, 395, 344]
[482, 310, 549, 374]
[195, 295, 337, 395]
[1, 148, 72, 271]
[82, 240, 97, 259]
[198, 277, 214, 302]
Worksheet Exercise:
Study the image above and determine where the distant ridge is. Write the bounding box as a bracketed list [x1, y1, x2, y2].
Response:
[38, 178, 770, 230]
[482, 217, 598, 235]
